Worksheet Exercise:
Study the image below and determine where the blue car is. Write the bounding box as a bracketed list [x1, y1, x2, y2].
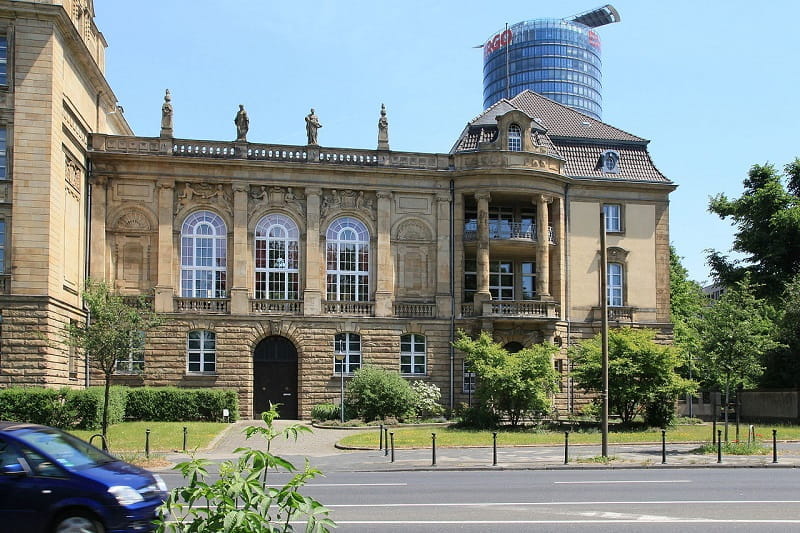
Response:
[0, 422, 168, 533]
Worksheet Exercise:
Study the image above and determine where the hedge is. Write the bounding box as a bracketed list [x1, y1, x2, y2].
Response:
[0, 386, 238, 428]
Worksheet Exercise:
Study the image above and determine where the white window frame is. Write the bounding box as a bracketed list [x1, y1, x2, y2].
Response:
[489, 260, 514, 300]
[254, 214, 300, 300]
[463, 360, 476, 393]
[521, 261, 536, 300]
[180, 211, 227, 298]
[400, 333, 426, 375]
[116, 330, 145, 374]
[326, 217, 369, 302]
[608, 262, 624, 307]
[508, 124, 522, 152]
[334, 332, 361, 374]
[0, 127, 7, 180]
[187, 330, 216, 373]
[603, 204, 622, 233]
[0, 35, 7, 87]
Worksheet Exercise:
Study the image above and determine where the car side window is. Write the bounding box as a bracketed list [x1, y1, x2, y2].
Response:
[20, 445, 63, 477]
[0, 438, 19, 470]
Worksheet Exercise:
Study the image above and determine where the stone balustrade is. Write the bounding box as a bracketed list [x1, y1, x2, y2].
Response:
[487, 300, 560, 318]
[393, 302, 436, 318]
[174, 297, 229, 313]
[323, 300, 375, 316]
[250, 299, 303, 314]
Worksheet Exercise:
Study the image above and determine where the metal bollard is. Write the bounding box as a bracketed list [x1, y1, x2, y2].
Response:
[492, 432, 498, 466]
[379, 424, 384, 451]
[145, 428, 151, 459]
[564, 431, 569, 465]
[384, 427, 389, 456]
[773, 429, 778, 464]
[717, 429, 722, 463]
[748, 424, 754, 444]
[712, 418, 717, 444]
[661, 429, 667, 464]
[182, 426, 187, 452]
[431, 433, 436, 466]
[390, 432, 395, 463]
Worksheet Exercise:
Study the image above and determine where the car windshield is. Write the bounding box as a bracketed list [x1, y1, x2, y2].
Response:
[13, 427, 116, 469]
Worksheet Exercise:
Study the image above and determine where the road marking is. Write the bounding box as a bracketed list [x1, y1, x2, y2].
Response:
[324, 520, 800, 525]
[554, 480, 692, 484]
[307, 483, 407, 487]
[327, 500, 800, 508]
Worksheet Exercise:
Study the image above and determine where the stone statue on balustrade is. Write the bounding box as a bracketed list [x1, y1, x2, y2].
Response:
[305, 108, 322, 145]
[235, 104, 249, 142]
[377, 103, 389, 150]
[160, 89, 173, 137]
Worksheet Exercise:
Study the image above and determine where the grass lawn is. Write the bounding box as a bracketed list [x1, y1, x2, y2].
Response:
[337, 423, 800, 449]
[69, 421, 229, 454]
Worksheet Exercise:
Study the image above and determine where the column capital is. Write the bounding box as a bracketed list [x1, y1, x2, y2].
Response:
[475, 191, 491, 202]
[233, 183, 249, 194]
[536, 193, 553, 204]
[305, 186, 322, 197]
[90, 175, 108, 187]
[376, 190, 393, 200]
[157, 180, 175, 190]
[436, 193, 451, 204]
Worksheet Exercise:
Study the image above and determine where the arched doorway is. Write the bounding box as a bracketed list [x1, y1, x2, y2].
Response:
[253, 336, 298, 419]
[504, 341, 524, 353]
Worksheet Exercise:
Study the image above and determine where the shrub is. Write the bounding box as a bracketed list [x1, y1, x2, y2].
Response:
[0, 386, 126, 430]
[410, 381, 444, 419]
[311, 402, 340, 422]
[346, 366, 416, 422]
[454, 404, 500, 429]
[69, 387, 127, 430]
[125, 387, 238, 422]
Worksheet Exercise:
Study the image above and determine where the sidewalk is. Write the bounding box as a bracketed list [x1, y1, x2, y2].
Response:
[163, 420, 800, 472]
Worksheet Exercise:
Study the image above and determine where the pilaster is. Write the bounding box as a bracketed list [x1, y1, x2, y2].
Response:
[375, 190, 393, 317]
[303, 187, 322, 315]
[230, 184, 249, 314]
[435, 193, 452, 318]
[536, 194, 552, 299]
[89, 176, 107, 282]
[474, 191, 491, 307]
[154, 181, 175, 312]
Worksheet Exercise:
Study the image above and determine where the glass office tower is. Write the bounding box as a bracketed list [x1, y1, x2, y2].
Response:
[482, 5, 620, 120]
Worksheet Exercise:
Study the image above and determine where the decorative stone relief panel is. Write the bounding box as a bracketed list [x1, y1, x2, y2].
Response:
[393, 218, 435, 298]
[320, 189, 375, 220]
[249, 185, 305, 218]
[109, 208, 157, 294]
[175, 182, 233, 217]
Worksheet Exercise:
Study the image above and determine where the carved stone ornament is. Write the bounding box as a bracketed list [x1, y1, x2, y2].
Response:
[321, 189, 375, 220]
[249, 185, 305, 217]
[65, 156, 82, 193]
[114, 210, 152, 232]
[607, 246, 629, 262]
[396, 219, 432, 241]
[175, 182, 232, 216]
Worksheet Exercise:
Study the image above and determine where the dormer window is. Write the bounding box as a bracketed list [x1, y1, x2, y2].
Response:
[508, 124, 522, 152]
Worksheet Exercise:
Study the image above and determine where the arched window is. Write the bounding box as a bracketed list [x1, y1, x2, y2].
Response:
[508, 124, 522, 152]
[400, 333, 426, 375]
[608, 262, 623, 307]
[334, 332, 361, 374]
[326, 217, 369, 302]
[254, 214, 300, 300]
[180, 211, 227, 298]
[187, 330, 216, 373]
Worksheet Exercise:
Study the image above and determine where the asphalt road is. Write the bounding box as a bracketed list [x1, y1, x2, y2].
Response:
[159, 467, 800, 532]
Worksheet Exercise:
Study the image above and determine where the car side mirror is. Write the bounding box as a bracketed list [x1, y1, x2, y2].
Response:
[1, 462, 26, 476]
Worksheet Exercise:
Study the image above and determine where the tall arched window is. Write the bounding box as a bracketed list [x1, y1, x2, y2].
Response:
[608, 262, 623, 307]
[508, 124, 522, 152]
[254, 214, 300, 300]
[181, 211, 227, 298]
[326, 217, 369, 301]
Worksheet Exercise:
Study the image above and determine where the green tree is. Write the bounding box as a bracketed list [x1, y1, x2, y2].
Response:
[669, 245, 705, 379]
[453, 331, 558, 427]
[66, 280, 162, 443]
[345, 366, 417, 422]
[570, 327, 694, 426]
[696, 277, 783, 404]
[707, 159, 800, 301]
[157, 403, 335, 532]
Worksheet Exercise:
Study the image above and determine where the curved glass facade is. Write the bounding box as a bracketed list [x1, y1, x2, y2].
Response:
[483, 19, 603, 119]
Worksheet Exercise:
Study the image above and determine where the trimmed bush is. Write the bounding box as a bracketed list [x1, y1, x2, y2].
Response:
[310, 402, 340, 422]
[0, 386, 126, 430]
[69, 387, 127, 430]
[346, 366, 416, 422]
[125, 387, 238, 422]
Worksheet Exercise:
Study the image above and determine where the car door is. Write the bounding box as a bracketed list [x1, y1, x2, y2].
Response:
[0, 437, 78, 533]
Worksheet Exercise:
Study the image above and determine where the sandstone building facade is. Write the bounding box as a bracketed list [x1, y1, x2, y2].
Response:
[0, 2, 675, 420]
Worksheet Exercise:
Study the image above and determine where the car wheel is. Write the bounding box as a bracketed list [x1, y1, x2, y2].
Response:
[53, 513, 105, 533]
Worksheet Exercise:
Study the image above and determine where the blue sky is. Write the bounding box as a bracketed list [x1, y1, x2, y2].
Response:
[94, 0, 800, 284]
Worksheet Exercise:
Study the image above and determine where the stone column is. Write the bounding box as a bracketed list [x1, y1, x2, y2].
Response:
[536, 194, 552, 299]
[154, 181, 175, 312]
[375, 191, 393, 317]
[89, 176, 107, 282]
[229, 184, 249, 315]
[303, 187, 322, 315]
[435, 193, 452, 318]
[474, 191, 492, 309]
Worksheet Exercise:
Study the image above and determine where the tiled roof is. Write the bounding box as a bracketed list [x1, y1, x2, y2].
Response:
[558, 142, 669, 183]
[508, 91, 646, 143]
[450, 90, 672, 184]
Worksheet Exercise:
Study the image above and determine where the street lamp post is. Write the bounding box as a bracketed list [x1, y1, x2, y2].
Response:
[335, 353, 345, 423]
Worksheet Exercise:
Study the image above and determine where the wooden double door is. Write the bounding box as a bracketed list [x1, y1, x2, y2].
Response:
[253, 336, 298, 419]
